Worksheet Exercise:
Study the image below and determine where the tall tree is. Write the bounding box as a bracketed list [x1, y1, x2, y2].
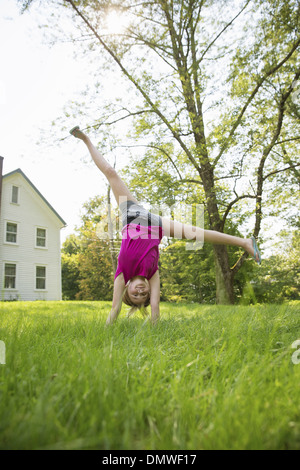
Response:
[20, 0, 300, 303]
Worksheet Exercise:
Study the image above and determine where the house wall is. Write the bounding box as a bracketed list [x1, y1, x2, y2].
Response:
[0, 172, 64, 301]
[0, 157, 4, 219]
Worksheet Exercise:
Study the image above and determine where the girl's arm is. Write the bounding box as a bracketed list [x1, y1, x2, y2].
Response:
[106, 274, 125, 325]
[149, 270, 161, 324]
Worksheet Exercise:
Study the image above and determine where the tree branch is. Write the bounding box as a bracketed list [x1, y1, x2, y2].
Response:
[198, 0, 251, 65]
[275, 136, 300, 145]
[230, 69, 300, 275]
[263, 163, 300, 181]
[253, 68, 300, 238]
[127, 31, 176, 70]
[65, 0, 200, 171]
[95, 108, 155, 128]
[213, 37, 300, 167]
[113, 143, 185, 181]
[220, 194, 257, 231]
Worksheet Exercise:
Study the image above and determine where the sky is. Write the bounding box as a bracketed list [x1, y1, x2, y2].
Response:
[0, 0, 115, 243]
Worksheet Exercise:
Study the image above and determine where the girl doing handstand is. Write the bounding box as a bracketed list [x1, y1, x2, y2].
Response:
[70, 127, 261, 325]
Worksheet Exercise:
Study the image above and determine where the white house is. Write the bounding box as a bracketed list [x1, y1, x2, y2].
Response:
[0, 157, 66, 301]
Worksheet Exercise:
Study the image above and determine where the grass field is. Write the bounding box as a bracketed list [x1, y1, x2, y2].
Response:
[0, 300, 300, 450]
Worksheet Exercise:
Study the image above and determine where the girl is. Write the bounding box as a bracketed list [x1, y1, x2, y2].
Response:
[70, 126, 261, 325]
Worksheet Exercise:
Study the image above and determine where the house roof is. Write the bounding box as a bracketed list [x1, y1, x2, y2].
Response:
[3, 168, 67, 227]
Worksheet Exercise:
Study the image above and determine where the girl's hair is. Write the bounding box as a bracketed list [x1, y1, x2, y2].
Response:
[122, 285, 150, 318]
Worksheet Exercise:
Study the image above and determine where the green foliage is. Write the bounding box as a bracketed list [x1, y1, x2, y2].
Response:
[159, 239, 216, 303]
[61, 252, 80, 300]
[251, 230, 300, 303]
[62, 233, 81, 256]
[61, 195, 119, 301]
[1, 301, 300, 449]
[17, 0, 35, 13]
[61, 234, 81, 300]
[76, 239, 114, 301]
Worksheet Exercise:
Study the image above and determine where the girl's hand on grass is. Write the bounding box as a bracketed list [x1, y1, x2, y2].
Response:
[151, 304, 160, 325]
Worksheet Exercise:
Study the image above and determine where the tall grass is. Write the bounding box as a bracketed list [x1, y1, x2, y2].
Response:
[0, 301, 299, 450]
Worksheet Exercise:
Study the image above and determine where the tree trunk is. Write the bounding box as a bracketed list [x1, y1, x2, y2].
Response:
[213, 246, 234, 304]
[198, 163, 235, 304]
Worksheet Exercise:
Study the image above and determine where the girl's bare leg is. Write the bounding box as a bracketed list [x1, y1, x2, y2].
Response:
[71, 128, 138, 206]
[161, 217, 260, 262]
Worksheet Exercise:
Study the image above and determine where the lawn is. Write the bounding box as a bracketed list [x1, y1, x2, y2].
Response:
[0, 300, 299, 450]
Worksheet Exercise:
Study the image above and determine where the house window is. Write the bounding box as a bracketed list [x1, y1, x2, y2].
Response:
[4, 264, 16, 289]
[11, 186, 19, 204]
[36, 266, 46, 290]
[36, 228, 46, 248]
[6, 222, 18, 243]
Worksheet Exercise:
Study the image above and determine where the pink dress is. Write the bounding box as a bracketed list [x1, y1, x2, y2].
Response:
[114, 224, 164, 284]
